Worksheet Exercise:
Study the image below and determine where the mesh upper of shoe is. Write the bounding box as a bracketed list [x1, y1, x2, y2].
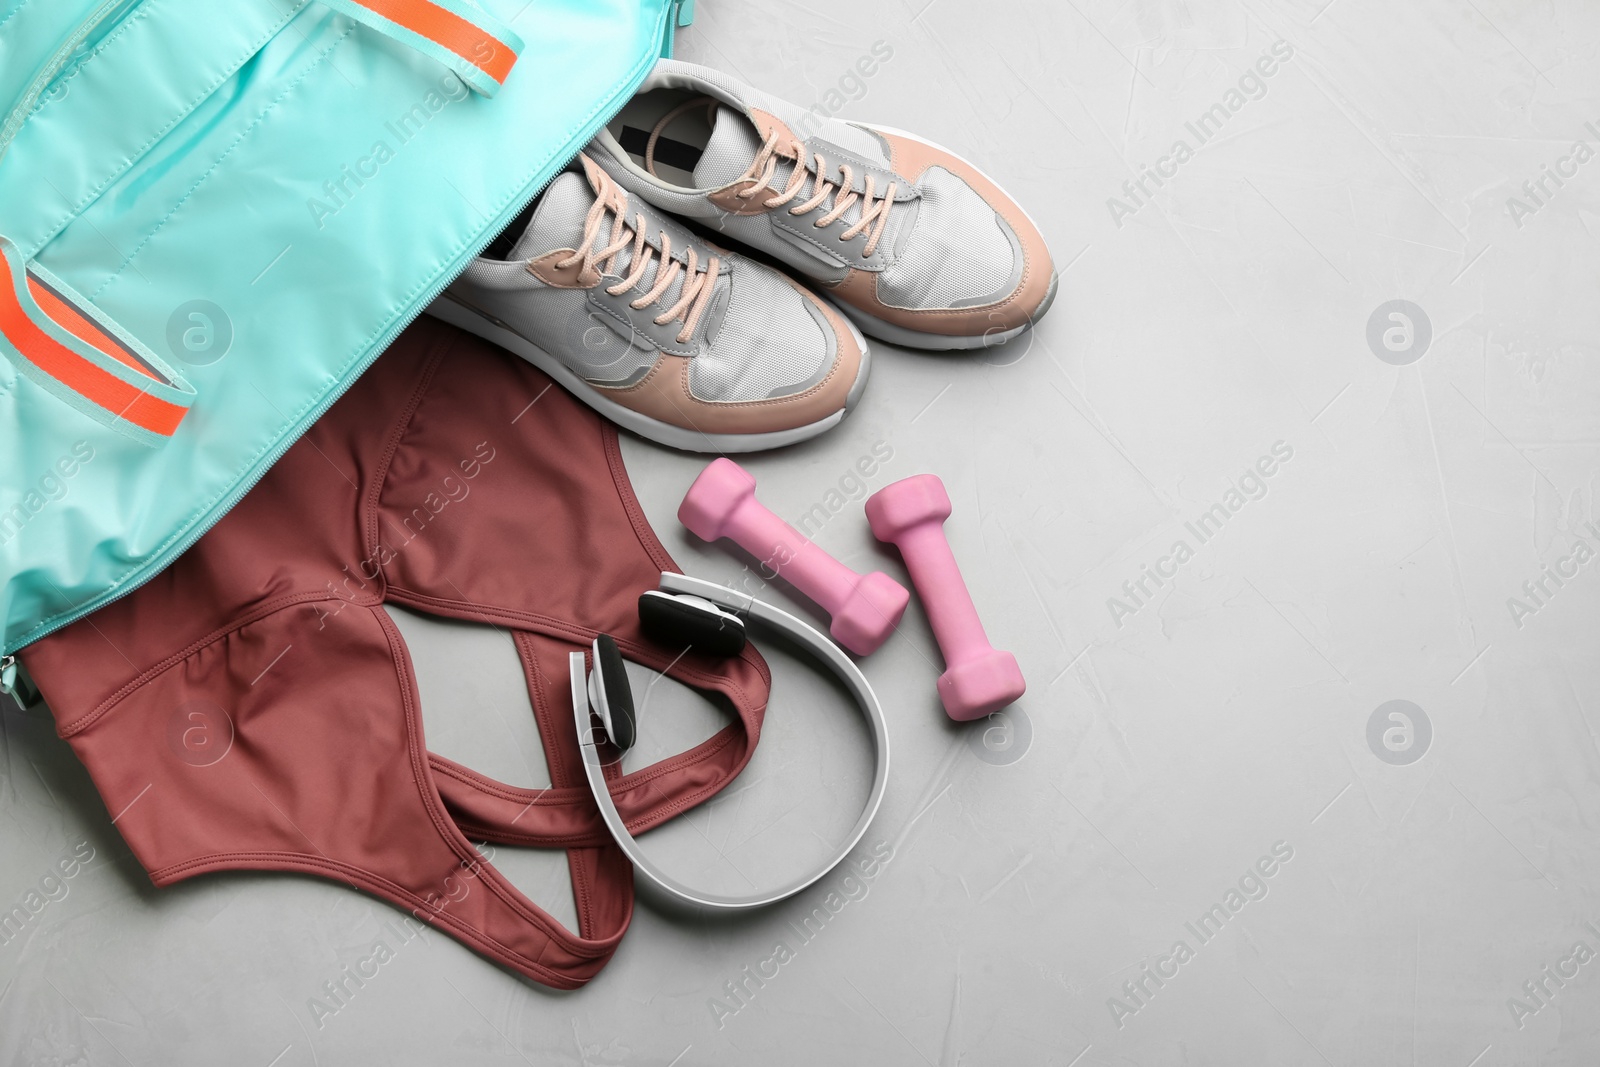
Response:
[875, 167, 1017, 310]
[691, 266, 832, 402]
[453, 170, 833, 403]
[456, 255, 655, 385]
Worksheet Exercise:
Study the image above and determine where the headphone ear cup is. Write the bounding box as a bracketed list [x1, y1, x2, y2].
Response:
[591, 635, 636, 751]
[638, 590, 747, 657]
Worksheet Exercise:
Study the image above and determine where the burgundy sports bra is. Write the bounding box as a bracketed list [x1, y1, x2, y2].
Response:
[21, 316, 768, 988]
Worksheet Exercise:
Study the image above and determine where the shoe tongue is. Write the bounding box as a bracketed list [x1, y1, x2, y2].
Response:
[510, 167, 697, 308]
[693, 104, 785, 190]
[692, 105, 887, 238]
[508, 171, 602, 260]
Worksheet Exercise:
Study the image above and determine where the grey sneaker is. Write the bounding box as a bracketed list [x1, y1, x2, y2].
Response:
[429, 154, 869, 452]
[584, 60, 1058, 352]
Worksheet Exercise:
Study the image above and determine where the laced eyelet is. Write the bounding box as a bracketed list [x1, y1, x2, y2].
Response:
[722, 127, 898, 262]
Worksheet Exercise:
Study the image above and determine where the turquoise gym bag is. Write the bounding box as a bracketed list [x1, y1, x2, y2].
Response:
[0, 0, 693, 688]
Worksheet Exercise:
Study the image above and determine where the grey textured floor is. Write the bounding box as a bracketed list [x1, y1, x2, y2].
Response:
[6, 0, 1600, 1063]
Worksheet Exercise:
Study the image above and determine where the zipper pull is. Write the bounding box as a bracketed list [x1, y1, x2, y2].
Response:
[1, 654, 41, 709]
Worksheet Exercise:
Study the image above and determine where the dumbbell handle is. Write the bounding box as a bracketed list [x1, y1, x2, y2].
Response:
[725, 495, 860, 608]
[889, 521, 991, 663]
[866, 473, 1024, 719]
[682, 458, 909, 657]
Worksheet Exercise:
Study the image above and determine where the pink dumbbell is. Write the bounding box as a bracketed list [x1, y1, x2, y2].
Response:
[679, 458, 909, 655]
[866, 474, 1025, 721]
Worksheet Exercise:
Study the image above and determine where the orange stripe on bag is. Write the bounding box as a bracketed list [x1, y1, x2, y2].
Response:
[352, 0, 516, 85]
[28, 276, 164, 380]
[0, 256, 186, 437]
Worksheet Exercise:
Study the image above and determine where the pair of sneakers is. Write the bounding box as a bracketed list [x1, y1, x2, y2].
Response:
[430, 60, 1058, 452]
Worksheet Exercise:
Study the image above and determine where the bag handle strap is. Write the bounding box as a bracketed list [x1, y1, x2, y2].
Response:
[0, 0, 523, 446]
[0, 237, 194, 443]
[319, 0, 525, 97]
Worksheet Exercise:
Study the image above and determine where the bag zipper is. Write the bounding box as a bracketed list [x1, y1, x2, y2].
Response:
[1, 2, 674, 669]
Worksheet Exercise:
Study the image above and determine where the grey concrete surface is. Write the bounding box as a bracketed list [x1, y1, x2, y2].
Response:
[6, 0, 1600, 1063]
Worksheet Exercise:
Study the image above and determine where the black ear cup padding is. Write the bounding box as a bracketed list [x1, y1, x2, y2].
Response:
[593, 634, 636, 750]
[638, 590, 747, 657]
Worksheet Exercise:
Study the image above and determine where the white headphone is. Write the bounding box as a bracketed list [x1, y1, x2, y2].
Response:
[569, 572, 889, 911]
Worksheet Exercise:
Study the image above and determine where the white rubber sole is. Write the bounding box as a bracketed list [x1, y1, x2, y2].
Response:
[831, 122, 1059, 352]
[425, 294, 871, 454]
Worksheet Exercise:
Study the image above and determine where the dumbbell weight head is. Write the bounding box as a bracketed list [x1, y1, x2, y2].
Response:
[939, 648, 1027, 722]
[678, 457, 757, 542]
[832, 570, 912, 658]
[863, 472, 952, 541]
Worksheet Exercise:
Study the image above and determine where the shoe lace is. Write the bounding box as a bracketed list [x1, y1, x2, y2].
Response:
[557, 159, 720, 344]
[644, 98, 898, 258]
[741, 129, 898, 257]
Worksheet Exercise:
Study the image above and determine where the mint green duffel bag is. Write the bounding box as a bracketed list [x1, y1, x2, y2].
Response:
[0, 0, 693, 688]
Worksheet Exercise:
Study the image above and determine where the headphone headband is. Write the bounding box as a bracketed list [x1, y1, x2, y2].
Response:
[571, 572, 890, 911]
